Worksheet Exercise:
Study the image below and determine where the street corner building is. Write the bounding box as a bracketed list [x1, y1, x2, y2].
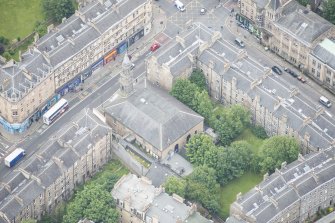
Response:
[103, 54, 204, 160]
[0, 0, 152, 134]
[0, 110, 112, 223]
[111, 173, 212, 223]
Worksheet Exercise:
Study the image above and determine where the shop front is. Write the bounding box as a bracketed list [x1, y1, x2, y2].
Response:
[57, 75, 82, 96]
[236, 14, 261, 37]
[91, 58, 104, 73]
[0, 116, 30, 133]
[41, 94, 61, 115]
[128, 28, 144, 47]
[81, 67, 92, 81]
[104, 49, 117, 65]
[117, 41, 128, 54]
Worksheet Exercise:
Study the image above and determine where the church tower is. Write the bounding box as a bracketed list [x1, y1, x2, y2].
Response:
[119, 53, 134, 97]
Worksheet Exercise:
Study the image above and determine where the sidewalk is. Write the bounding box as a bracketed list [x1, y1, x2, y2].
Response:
[0, 3, 167, 144]
[224, 8, 335, 102]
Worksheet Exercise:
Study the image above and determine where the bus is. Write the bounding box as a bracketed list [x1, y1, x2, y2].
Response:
[43, 98, 69, 125]
[5, 148, 26, 167]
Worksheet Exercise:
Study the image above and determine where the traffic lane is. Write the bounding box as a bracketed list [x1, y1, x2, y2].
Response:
[0, 73, 121, 177]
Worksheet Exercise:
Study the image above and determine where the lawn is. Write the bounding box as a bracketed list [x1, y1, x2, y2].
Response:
[235, 128, 266, 154]
[0, 0, 44, 40]
[219, 172, 263, 219]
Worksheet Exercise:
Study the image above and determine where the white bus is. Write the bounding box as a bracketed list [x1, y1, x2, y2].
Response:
[43, 98, 69, 125]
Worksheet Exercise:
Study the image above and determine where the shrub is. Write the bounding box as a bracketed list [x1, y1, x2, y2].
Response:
[251, 125, 268, 139]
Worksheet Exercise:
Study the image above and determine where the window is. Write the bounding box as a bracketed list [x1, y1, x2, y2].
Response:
[12, 111, 18, 116]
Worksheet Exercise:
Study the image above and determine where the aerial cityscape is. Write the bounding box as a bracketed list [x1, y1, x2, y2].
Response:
[0, 0, 335, 222]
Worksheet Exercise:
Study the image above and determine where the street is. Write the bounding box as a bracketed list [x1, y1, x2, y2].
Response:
[0, 0, 335, 179]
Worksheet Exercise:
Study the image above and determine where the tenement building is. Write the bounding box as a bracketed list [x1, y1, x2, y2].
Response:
[0, 0, 152, 133]
[146, 22, 335, 154]
[237, 0, 335, 89]
[228, 146, 335, 223]
[103, 54, 204, 160]
[0, 110, 112, 223]
[111, 173, 212, 223]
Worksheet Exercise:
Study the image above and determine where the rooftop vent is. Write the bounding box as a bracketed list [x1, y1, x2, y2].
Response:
[140, 98, 146, 103]
[56, 35, 65, 43]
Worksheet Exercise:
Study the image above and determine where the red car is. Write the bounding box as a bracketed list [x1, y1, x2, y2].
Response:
[297, 75, 306, 83]
[150, 43, 160, 52]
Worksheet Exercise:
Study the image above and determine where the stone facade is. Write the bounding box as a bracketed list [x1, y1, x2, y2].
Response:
[0, 111, 111, 223]
[0, 0, 152, 133]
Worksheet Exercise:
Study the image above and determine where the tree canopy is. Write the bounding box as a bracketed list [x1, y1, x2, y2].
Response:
[62, 184, 119, 223]
[189, 69, 207, 91]
[164, 176, 187, 197]
[43, 0, 75, 23]
[322, 0, 335, 24]
[259, 136, 300, 174]
[186, 134, 216, 165]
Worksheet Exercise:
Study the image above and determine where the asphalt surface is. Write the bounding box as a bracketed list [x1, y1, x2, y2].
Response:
[1, 0, 335, 178]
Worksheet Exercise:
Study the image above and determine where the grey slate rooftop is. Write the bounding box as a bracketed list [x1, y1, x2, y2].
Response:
[312, 38, 335, 70]
[276, 1, 332, 45]
[0, 0, 147, 102]
[0, 109, 110, 222]
[104, 81, 204, 151]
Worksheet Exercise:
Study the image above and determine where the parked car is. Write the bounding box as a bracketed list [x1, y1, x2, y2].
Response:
[200, 8, 207, 15]
[284, 67, 298, 77]
[234, 38, 245, 48]
[150, 43, 160, 52]
[272, 66, 282, 75]
[174, 0, 186, 12]
[297, 75, 306, 83]
[131, 63, 135, 70]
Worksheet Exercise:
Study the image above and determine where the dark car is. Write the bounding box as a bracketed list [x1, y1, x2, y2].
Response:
[272, 66, 282, 75]
[284, 67, 298, 78]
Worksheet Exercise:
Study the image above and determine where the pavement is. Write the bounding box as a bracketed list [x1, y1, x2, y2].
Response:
[0, 1, 167, 146]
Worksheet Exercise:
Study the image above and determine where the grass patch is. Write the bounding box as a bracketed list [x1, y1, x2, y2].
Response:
[235, 128, 265, 154]
[0, 0, 44, 40]
[219, 172, 263, 219]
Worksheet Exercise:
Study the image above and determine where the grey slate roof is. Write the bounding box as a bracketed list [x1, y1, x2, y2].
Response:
[104, 81, 203, 151]
[267, 0, 281, 10]
[312, 38, 335, 70]
[276, 1, 332, 44]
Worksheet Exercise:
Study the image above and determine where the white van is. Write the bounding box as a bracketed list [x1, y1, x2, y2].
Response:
[319, 96, 332, 108]
[174, 0, 185, 12]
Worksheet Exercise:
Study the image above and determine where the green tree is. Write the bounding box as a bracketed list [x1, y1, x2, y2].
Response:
[0, 44, 5, 55]
[210, 105, 250, 146]
[164, 176, 187, 197]
[189, 69, 207, 91]
[43, 0, 75, 23]
[322, 0, 335, 24]
[192, 90, 213, 122]
[297, 0, 309, 6]
[251, 124, 268, 139]
[259, 136, 300, 174]
[0, 36, 9, 46]
[185, 165, 220, 213]
[186, 134, 215, 165]
[34, 21, 48, 37]
[63, 184, 119, 223]
[170, 79, 199, 109]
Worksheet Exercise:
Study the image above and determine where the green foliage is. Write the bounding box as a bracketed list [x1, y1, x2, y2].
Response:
[39, 203, 66, 223]
[186, 134, 216, 165]
[63, 184, 119, 223]
[322, 0, 335, 24]
[210, 105, 250, 146]
[189, 69, 207, 91]
[215, 141, 253, 185]
[21, 220, 37, 223]
[250, 124, 268, 139]
[186, 166, 220, 213]
[296, 0, 309, 6]
[42, 0, 75, 23]
[0, 44, 5, 55]
[192, 90, 214, 123]
[171, 79, 199, 108]
[34, 21, 48, 37]
[164, 176, 187, 197]
[259, 136, 300, 174]
[0, 36, 9, 46]
[2, 52, 11, 60]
